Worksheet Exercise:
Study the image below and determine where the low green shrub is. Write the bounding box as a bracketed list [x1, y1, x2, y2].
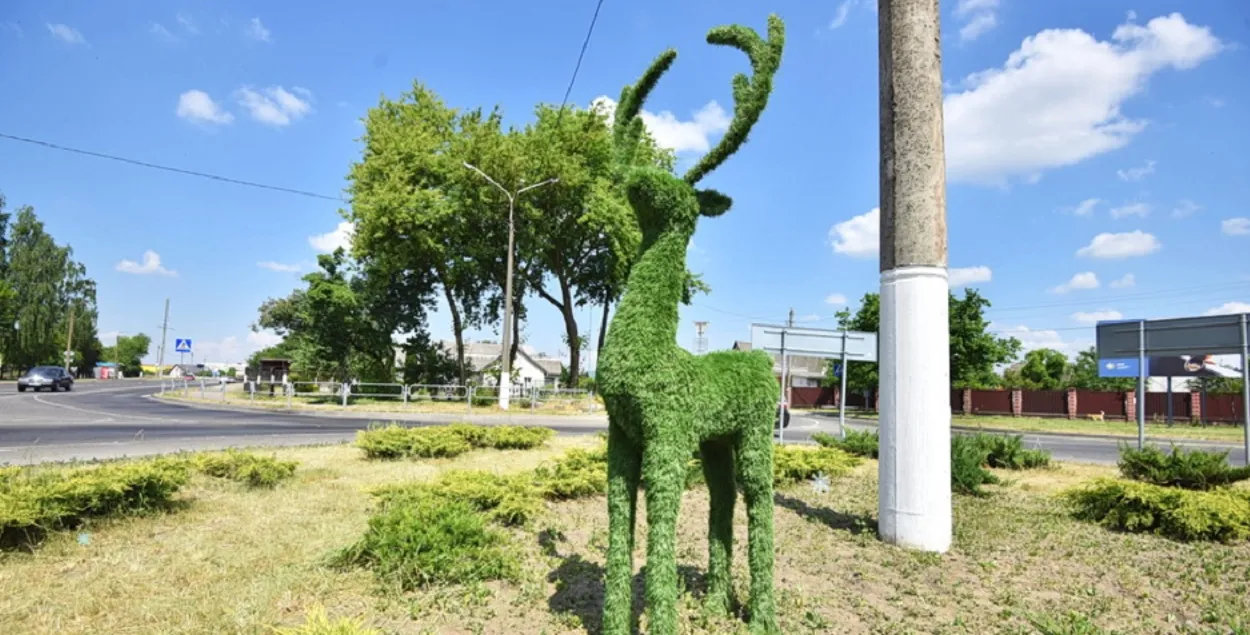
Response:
[533, 447, 609, 500]
[481, 425, 555, 450]
[973, 433, 1052, 470]
[333, 496, 519, 589]
[773, 446, 860, 486]
[376, 471, 543, 527]
[355, 424, 472, 460]
[1, 459, 189, 547]
[1118, 444, 1250, 491]
[812, 430, 880, 458]
[192, 450, 297, 488]
[951, 435, 999, 496]
[1065, 478, 1250, 542]
[272, 606, 381, 635]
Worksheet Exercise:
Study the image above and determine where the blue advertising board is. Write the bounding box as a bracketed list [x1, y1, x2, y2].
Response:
[1098, 357, 1142, 378]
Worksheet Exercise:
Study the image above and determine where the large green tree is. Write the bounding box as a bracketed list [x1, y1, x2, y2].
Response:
[827, 289, 1021, 391]
[255, 249, 393, 382]
[1004, 348, 1070, 389]
[103, 333, 151, 376]
[4, 206, 72, 369]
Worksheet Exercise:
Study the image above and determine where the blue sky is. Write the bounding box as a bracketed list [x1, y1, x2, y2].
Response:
[1, 0, 1248, 368]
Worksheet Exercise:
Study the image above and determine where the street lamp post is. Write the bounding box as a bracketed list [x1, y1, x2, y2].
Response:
[463, 162, 558, 409]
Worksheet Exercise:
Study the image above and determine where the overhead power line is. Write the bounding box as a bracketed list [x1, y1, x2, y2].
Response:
[0, 132, 345, 202]
[558, 0, 607, 112]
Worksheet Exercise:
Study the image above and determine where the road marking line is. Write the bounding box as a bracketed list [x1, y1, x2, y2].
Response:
[31, 394, 183, 423]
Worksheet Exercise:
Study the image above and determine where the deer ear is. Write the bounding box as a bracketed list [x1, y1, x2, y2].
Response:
[696, 188, 733, 217]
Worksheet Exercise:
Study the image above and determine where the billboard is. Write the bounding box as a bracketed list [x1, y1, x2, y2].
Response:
[1100, 354, 1243, 378]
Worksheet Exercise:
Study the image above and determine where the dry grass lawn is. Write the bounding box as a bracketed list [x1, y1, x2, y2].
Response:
[3, 438, 1249, 634]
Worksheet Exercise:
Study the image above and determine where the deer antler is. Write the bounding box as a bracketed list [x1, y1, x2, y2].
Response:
[612, 49, 677, 171]
[684, 15, 784, 185]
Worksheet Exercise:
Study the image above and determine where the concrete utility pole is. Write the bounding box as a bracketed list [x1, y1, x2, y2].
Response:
[462, 162, 558, 409]
[877, 0, 951, 553]
[157, 298, 170, 375]
[63, 304, 76, 373]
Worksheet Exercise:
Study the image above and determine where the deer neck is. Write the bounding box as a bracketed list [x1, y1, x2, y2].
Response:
[603, 229, 688, 363]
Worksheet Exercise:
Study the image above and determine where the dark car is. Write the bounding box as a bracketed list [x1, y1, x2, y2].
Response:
[17, 366, 74, 392]
[775, 400, 791, 428]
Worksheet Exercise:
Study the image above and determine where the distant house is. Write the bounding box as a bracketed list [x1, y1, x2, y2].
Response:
[437, 341, 563, 389]
[731, 341, 826, 388]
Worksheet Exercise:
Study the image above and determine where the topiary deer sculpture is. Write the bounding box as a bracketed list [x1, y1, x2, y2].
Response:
[596, 15, 785, 635]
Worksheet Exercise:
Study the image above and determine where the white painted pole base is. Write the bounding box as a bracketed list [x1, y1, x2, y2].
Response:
[878, 265, 952, 553]
[498, 381, 511, 410]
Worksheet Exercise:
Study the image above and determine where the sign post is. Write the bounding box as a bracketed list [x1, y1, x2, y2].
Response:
[751, 324, 878, 444]
[1098, 314, 1250, 463]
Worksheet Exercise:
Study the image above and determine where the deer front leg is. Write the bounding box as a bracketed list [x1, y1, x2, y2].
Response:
[642, 437, 688, 635]
[604, 424, 642, 635]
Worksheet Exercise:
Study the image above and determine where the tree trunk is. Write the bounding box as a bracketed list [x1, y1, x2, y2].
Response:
[442, 283, 467, 386]
[597, 296, 611, 356]
[560, 280, 580, 385]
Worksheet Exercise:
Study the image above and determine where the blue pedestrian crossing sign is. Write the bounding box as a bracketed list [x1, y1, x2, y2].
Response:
[174, 338, 192, 354]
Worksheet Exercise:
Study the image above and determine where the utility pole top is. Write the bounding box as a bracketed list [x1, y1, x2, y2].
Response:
[788, 308, 795, 328]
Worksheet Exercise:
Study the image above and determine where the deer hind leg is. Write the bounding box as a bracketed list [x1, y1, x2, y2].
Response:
[700, 438, 737, 615]
[604, 423, 642, 635]
[735, 424, 778, 634]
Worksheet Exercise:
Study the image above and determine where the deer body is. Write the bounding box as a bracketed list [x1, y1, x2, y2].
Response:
[596, 17, 785, 635]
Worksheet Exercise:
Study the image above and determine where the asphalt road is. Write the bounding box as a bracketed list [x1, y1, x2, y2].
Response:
[1, 380, 1245, 465]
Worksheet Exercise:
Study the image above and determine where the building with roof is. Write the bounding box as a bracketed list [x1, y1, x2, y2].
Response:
[432, 341, 564, 388]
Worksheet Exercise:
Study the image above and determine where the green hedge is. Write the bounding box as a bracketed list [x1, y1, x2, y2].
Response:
[192, 450, 298, 488]
[355, 423, 553, 460]
[772, 446, 860, 486]
[812, 430, 879, 459]
[1118, 445, 1250, 491]
[1, 459, 189, 547]
[1065, 478, 1250, 542]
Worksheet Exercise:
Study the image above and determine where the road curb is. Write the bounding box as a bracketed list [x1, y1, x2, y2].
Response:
[835, 416, 1241, 449]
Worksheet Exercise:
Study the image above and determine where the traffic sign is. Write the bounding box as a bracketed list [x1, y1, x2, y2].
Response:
[175, 338, 193, 354]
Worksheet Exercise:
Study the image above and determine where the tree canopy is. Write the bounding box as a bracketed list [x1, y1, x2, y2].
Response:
[827, 289, 1022, 391]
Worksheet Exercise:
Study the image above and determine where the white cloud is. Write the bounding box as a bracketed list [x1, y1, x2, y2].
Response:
[949, 266, 992, 287]
[1071, 309, 1123, 325]
[830, 1, 854, 30]
[1109, 202, 1150, 219]
[98, 331, 121, 346]
[1050, 272, 1100, 294]
[590, 96, 730, 154]
[176, 90, 234, 125]
[1204, 302, 1250, 316]
[257, 261, 301, 272]
[825, 293, 848, 306]
[150, 23, 176, 41]
[1109, 273, 1136, 288]
[247, 330, 283, 348]
[236, 86, 312, 126]
[1172, 200, 1201, 219]
[46, 23, 85, 44]
[1204, 96, 1225, 108]
[309, 221, 355, 253]
[1221, 217, 1250, 236]
[1117, 159, 1156, 181]
[829, 207, 879, 258]
[1076, 231, 1161, 259]
[955, 0, 999, 42]
[176, 13, 198, 34]
[996, 324, 1090, 357]
[1071, 198, 1100, 216]
[245, 17, 270, 42]
[116, 250, 177, 277]
[944, 13, 1223, 185]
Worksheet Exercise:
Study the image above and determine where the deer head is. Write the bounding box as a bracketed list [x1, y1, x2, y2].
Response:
[612, 15, 784, 245]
